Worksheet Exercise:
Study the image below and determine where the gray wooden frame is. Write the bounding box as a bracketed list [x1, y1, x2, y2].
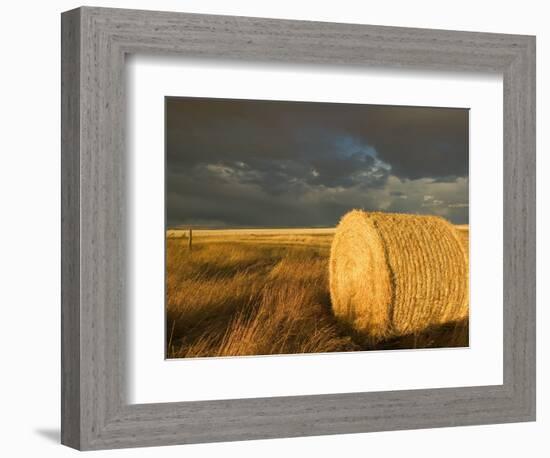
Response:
[61, 6, 536, 451]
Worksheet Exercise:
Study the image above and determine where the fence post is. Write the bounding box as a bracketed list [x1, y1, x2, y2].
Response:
[188, 228, 193, 251]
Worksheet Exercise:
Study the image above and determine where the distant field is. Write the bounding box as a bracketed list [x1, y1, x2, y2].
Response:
[167, 227, 335, 247]
[166, 225, 469, 358]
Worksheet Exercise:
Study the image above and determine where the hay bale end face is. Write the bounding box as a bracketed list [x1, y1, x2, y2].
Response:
[329, 210, 468, 341]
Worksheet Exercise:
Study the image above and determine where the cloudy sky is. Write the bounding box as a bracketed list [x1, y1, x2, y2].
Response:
[166, 97, 469, 228]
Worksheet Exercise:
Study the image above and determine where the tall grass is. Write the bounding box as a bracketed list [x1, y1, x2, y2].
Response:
[166, 229, 468, 359]
[167, 239, 357, 358]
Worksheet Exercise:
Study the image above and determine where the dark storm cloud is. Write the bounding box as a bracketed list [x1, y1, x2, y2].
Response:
[166, 97, 469, 227]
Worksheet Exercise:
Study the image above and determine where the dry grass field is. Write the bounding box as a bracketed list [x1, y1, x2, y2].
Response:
[166, 223, 469, 358]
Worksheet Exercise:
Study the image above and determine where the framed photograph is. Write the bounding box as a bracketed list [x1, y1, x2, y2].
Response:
[164, 97, 470, 359]
[61, 6, 536, 450]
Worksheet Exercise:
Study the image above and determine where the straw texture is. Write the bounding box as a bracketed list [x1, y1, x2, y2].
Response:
[329, 210, 469, 341]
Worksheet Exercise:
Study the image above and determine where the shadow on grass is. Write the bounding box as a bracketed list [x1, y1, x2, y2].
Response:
[333, 318, 469, 351]
[375, 319, 469, 350]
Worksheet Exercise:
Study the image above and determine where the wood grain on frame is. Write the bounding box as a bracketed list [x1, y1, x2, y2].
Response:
[61, 6, 536, 450]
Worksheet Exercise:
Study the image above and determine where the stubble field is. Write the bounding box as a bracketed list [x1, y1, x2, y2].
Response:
[166, 226, 469, 358]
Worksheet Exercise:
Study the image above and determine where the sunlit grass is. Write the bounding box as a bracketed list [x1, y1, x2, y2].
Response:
[166, 228, 468, 358]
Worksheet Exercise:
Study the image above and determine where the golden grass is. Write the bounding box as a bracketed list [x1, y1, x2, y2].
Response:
[166, 223, 469, 358]
[166, 231, 357, 358]
[329, 210, 469, 343]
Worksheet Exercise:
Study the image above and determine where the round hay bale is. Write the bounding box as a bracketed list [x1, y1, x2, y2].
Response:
[329, 210, 468, 341]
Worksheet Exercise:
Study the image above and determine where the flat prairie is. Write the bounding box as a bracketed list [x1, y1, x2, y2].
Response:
[166, 226, 469, 358]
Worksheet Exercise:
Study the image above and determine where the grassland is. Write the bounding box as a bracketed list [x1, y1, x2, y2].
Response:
[166, 227, 469, 358]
